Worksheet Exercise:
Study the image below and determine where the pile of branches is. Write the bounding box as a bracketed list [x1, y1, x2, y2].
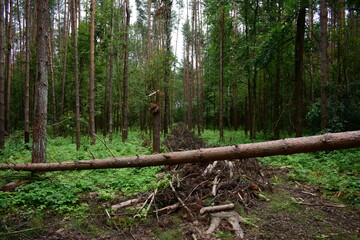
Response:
[164, 123, 205, 151]
[111, 124, 273, 238]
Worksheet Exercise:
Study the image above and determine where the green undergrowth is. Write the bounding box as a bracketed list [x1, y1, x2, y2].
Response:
[0, 129, 359, 232]
[262, 149, 360, 205]
[0, 131, 164, 217]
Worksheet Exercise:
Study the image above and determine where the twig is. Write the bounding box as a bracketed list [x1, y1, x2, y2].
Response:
[112, 198, 140, 211]
[93, 133, 116, 158]
[169, 180, 194, 218]
[153, 203, 180, 214]
[145, 187, 158, 217]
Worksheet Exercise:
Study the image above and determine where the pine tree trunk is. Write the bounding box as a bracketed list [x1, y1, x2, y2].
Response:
[24, 0, 30, 144]
[71, 0, 81, 150]
[32, 0, 50, 163]
[5, 0, 13, 134]
[0, 0, 5, 149]
[320, 0, 328, 130]
[294, 5, 306, 137]
[108, 1, 114, 142]
[60, 0, 69, 117]
[3, 131, 360, 172]
[219, 9, 224, 141]
[48, 25, 57, 127]
[122, 0, 130, 142]
[89, 0, 96, 144]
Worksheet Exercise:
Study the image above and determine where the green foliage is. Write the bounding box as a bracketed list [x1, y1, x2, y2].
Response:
[263, 149, 360, 204]
[0, 132, 162, 214]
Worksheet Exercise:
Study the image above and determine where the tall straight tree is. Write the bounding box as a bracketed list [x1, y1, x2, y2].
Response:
[320, 0, 328, 130]
[0, 0, 4, 149]
[122, 0, 130, 142]
[219, 7, 224, 141]
[89, 0, 96, 145]
[294, 2, 306, 137]
[5, 0, 13, 133]
[32, 0, 50, 163]
[24, 0, 30, 143]
[108, 0, 114, 142]
[71, 0, 81, 150]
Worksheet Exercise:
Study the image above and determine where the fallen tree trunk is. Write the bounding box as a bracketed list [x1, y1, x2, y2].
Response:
[0, 131, 359, 172]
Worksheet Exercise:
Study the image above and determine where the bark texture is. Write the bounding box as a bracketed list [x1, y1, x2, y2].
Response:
[294, 5, 306, 137]
[89, 0, 96, 144]
[32, 0, 50, 163]
[0, 0, 5, 149]
[2, 131, 359, 171]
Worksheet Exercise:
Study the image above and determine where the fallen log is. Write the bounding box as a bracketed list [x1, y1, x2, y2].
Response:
[0, 131, 359, 172]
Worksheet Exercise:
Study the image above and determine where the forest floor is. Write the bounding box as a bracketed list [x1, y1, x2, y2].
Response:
[8, 162, 358, 240]
[1, 125, 359, 240]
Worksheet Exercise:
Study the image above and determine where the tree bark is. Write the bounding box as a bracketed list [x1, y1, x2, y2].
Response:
[151, 90, 161, 153]
[0, 0, 4, 149]
[24, 0, 30, 144]
[108, 0, 114, 142]
[89, 0, 96, 144]
[32, 0, 50, 163]
[320, 0, 328, 130]
[60, 0, 69, 117]
[219, 9, 224, 141]
[1, 131, 359, 171]
[122, 0, 130, 142]
[71, 0, 81, 150]
[294, 4, 306, 137]
[5, 0, 13, 133]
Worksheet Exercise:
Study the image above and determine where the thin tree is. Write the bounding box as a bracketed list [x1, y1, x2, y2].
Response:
[294, 2, 306, 137]
[60, 0, 69, 117]
[5, 0, 13, 133]
[0, 0, 4, 149]
[122, 0, 130, 142]
[89, 0, 96, 144]
[320, 0, 327, 130]
[71, 0, 81, 150]
[219, 8, 224, 141]
[24, 0, 30, 144]
[32, 0, 50, 163]
[108, 0, 114, 142]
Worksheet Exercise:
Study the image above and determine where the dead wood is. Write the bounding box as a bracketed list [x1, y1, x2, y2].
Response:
[111, 198, 140, 211]
[200, 203, 235, 214]
[0, 131, 359, 172]
[206, 211, 245, 238]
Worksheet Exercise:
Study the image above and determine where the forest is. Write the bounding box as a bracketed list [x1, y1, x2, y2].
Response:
[0, 0, 359, 239]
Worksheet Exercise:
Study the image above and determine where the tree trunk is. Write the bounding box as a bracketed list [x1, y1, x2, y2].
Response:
[294, 5, 306, 137]
[219, 9, 224, 141]
[0, 0, 4, 149]
[2, 131, 359, 171]
[5, 0, 13, 134]
[108, 0, 114, 142]
[24, 0, 30, 144]
[48, 25, 57, 127]
[71, 0, 81, 150]
[320, 0, 328, 130]
[151, 90, 161, 153]
[163, 0, 172, 136]
[32, 0, 50, 163]
[89, 0, 96, 144]
[60, 0, 69, 117]
[122, 0, 130, 142]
